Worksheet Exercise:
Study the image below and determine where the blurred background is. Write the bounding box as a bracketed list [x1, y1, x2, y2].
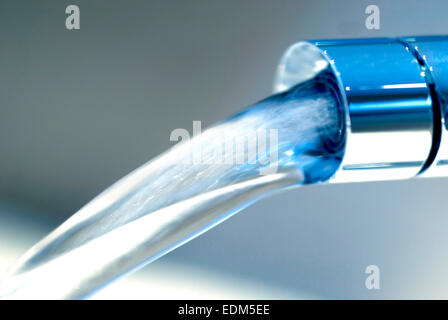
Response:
[1, 0, 448, 299]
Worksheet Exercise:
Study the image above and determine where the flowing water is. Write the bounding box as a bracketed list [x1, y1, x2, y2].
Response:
[1, 69, 347, 299]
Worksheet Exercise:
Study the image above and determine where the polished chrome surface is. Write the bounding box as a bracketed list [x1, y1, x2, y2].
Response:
[274, 37, 448, 182]
[403, 36, 448, 177]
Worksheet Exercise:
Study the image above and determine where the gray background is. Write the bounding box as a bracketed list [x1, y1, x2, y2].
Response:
[1, 0, 448, 299]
